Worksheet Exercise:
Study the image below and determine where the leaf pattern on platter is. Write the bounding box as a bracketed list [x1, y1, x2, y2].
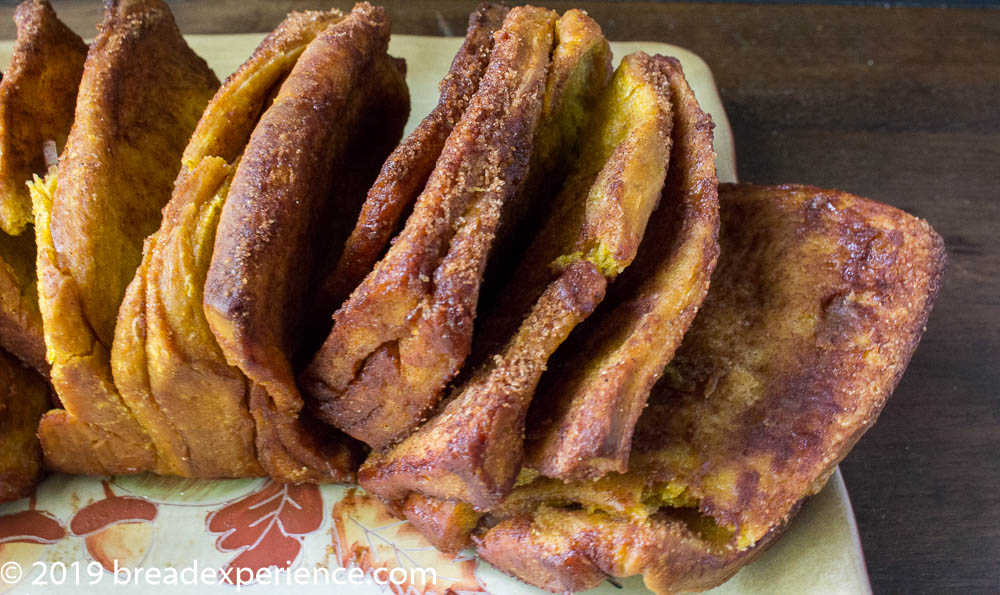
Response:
[206, 481, 323, 584]
[331, 488, 487, 595]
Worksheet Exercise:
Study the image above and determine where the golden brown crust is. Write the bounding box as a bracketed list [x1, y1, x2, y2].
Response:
[205, 2, 399, 406]
[108, 9, 342, 479]
[401, 493, 481, 555]
[49, 0, 219, 349]
[113, 159, 261, 477]
[359, 49, 679, 510]
[476, 505, 783, 595]
[301, 6, 557, 450]
[301, 53, 413, 344]
[204, 2, 408, 482]
[322, 3, 509, 306]
[526, 55, 720, 480]
[0, 0, 87, 236]
[625, 183, 945, 546]
[359, 261, 607, 507]
[181, 9, 344, 168]
[0, 348, 49, 502]
[34, 0, 220, 475]
[470, 183, 944, 593]
[0, 0, 85, 376]
[0, 230, 46, 376]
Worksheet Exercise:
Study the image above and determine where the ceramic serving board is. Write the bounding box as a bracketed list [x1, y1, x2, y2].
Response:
[0, 34, 871, 594]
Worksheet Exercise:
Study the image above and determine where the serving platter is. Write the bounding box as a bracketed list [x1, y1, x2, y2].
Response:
[0, 34, 871, 594]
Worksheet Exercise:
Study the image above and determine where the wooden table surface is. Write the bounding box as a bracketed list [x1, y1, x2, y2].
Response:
[2, 1, 997, 592]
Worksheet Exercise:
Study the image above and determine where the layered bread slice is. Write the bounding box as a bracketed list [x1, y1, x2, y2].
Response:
[322, 2, 510, 308]
[110, 9, 347, 479]
[301, 6, 559, 449]
[0, 0, 87, 376]
[33, 0, 220, 474]
[360, 50, 682, 510]
[475, 183, 944, 593]
[203, 2, 409, 482]
[526, 55, 720, 480]
[0, 0, 86, 236]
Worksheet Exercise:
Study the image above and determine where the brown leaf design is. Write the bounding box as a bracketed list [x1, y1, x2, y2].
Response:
[206, 481, 323, 583]
[331, 488, 486, 594]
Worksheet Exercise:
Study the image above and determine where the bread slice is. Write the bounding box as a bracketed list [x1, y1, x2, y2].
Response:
[0, 0, 87, 376]
[322, 3, 510, 309]
[474, 183, 945, 593]
[359, 50, 680, 510]
[203, 2, 409, 482]
[0, 348, 49, 502]
[0, 0, 86, 236]
[526, 55, 720, 480]
[301, 6, 558, 449]
[110, 9, 344, 479]
[33, 0, 219, 475]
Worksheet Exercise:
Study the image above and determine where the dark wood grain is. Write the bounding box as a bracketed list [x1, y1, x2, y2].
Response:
[2, 1, 998, 592]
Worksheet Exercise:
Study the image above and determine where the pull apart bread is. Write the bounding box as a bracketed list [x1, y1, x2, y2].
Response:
[0, 1, 946, 590]
[360, 50, 689, 510]
[450, 183, 942, 594]
[0, 348, 48, 502]
[302, 6, 562, 449]
[26, 1, 409, 480]
[201, 2, 408, 482]
[32, 0, 220, 475]
[0, 0, 86, 376]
